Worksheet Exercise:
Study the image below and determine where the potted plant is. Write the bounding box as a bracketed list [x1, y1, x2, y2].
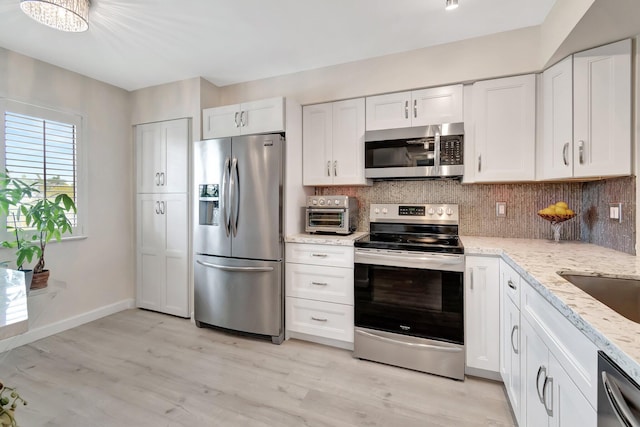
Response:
[20, 194, 76, 288]
[0, 173, 76, 289]
[0, 174, 38, 288]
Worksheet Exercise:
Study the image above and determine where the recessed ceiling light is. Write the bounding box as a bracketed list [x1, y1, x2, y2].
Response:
[446, 0, 459, 11]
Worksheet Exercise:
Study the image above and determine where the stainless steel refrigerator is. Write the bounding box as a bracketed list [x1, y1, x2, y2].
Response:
[193, 133, 284, 344]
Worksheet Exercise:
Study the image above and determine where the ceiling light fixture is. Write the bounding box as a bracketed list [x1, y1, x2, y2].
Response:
[445, 0, 459, 11]
[20, 0, 90, 32]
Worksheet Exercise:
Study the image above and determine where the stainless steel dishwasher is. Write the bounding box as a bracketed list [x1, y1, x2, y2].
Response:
[598, 351, 640, 426]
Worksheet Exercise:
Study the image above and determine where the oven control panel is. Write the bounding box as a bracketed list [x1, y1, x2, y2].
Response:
[398, 206, 425, 216]
[370, 203, 459, 224]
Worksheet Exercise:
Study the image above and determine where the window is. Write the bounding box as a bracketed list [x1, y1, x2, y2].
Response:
[0, 99, 84, 237]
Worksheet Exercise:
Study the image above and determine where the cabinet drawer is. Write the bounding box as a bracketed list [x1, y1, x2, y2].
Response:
[285, 263, 353, 305]
[522, 281, 598, 409]
[286, 243, 354, 268]
[501, 260, 521, 308]
[286, 297, 354, 343]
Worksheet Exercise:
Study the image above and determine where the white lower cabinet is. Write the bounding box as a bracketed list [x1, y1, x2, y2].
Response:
[497, 263, 599, 427]
[522, 318, 596, 427]
[136, 193, 189, 317]
[285, 243, 354, 349]
[465, 256, 500, 376]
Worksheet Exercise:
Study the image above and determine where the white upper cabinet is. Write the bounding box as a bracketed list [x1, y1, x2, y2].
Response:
[202, 97, 284, 139]
[538, 39, 632, 180]
[539, 57, 574, 180]
[136, 118, 189, 194]
[365, 84, 463, 131]
[303, 98, 369, 186]
[573, 39, 631, 178]
[471, 74, 536, 182]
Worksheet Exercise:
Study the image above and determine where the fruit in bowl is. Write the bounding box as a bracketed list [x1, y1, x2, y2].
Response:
[538, 201, 576, 222]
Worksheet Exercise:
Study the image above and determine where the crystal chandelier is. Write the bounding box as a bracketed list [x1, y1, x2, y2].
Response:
[20, 0, 90, 32]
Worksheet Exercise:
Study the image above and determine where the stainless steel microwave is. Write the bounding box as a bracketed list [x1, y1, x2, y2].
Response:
[305, 195, 358, 235]
[364, 123, 464, 179]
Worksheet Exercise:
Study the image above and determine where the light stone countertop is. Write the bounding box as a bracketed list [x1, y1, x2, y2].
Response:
[461, 236, 640, 383]
[285, 232, 368, 246]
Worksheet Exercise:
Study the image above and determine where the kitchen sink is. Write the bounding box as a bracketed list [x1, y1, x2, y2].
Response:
[559, 272, 640, 323]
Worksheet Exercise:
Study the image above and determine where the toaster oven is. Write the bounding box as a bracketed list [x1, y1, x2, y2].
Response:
[305, 195, 358, 235]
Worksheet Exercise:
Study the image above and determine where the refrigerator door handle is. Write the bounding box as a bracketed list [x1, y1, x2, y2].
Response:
[230, 157, 239, 237]
[222, 157, 231, 237]
[196, 260, 274, 273]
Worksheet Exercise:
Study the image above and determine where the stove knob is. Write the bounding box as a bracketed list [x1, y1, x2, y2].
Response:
[427, 208, 435, 215]
[319, 198, 325, 206]
[437, 208, 444, 216]
[312, 199, 317, 205]
[327, 200, 332, 206]
[335, 199, 341, 206]
[374, 208, 380, 214]
[382, 208, 388, 214]
[446, 208, 453, 216]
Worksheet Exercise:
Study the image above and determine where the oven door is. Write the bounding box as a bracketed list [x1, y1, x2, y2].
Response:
[354, 248, 464, 344]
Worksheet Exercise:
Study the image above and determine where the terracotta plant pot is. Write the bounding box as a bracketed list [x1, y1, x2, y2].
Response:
[30, 270, 50, 290]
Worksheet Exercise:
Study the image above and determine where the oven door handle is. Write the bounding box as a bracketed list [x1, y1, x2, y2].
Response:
[355, 329, 463, 353]
[355, 251, 463, 265]
[602, 372, 640, 427]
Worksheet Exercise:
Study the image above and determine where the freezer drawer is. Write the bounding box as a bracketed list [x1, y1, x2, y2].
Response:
[194, 254, 283, 341]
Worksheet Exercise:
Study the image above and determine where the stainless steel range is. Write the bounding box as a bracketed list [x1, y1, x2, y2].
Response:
[353, 203, 465, 380]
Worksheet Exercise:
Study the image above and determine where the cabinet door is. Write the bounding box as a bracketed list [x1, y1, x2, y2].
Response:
[549, 352, 597, 427]
[162, 193, 189, 317]
[502, 296, 523, 425]
[137, 194, 166, 313]
[473, 74, 536, 182]
[541, 57, 573, 180]
[365, 91, 412, 130]
[332, 98, 367, 185]
[240, 97, 284, 135]
[412, 85, 463, 126]
[573, 39, 632, 178]
[136, 119, 189, 194]
[135, 122, 163, 193]
[302, 103, 333, 186]
[203, 104, 241, 139]
[522, 318, 551, 427]
[163, 119, 189, 193]
[465, 256, 500, 374]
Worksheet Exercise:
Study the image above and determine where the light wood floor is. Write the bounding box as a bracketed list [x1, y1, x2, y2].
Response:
[0, 309, 515, 426]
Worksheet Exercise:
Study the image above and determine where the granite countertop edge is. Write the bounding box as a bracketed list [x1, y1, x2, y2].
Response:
[462, 235, 640, 383]
[285, 232, 368, 246]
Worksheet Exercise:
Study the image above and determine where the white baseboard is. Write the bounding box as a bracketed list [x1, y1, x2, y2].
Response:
[0, 298, 135, 354]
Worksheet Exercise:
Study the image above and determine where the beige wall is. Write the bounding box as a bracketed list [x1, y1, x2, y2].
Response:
[219, 27, 542, 106]
[0, 47, 134, 328]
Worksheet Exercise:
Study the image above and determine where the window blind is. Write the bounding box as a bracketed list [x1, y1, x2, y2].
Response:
[4, 111, 78, 227]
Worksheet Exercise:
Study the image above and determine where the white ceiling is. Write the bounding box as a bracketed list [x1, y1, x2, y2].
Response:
[0, 0, 557, 92]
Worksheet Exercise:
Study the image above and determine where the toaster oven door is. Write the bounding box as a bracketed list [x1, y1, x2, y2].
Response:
[306, 208, 347, 233]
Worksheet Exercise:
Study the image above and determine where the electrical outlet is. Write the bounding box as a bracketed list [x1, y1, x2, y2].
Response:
[496, 202, 507, 218]
[609, 203, 622, 222]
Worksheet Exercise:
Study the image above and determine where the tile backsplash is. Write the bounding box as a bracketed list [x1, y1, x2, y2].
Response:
[317, 176, 636, 254]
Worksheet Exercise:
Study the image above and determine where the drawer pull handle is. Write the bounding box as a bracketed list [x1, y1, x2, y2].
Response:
[311, 317, 328, 322]
[508, 279, 517, 290]
[311, 253, 328, 258]
[311, 282, 328, 286]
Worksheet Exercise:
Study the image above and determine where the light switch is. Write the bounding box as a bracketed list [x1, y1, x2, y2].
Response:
[609, 203, 622, 222]
[496, 202, 507, 218]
